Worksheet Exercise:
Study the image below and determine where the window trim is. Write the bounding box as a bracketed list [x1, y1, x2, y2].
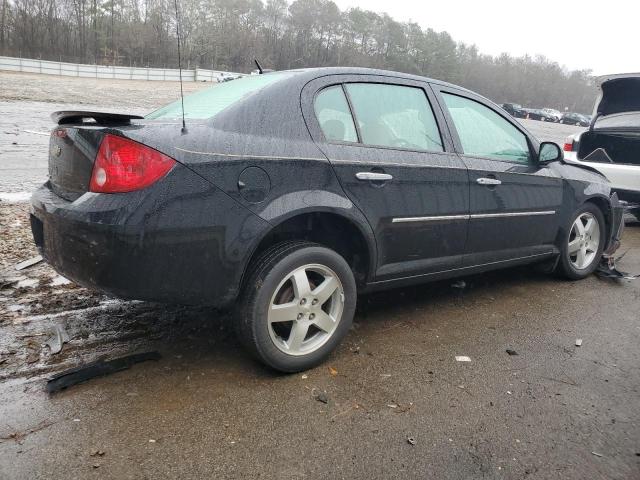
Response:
[434, 88, 537, 165]
[312, 81, 446, 155]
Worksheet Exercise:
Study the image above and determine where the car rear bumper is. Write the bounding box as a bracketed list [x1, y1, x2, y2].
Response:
[30, 168, 269, 306]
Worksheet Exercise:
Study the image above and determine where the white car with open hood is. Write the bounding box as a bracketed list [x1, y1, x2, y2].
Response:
[563, 73, 640, 220]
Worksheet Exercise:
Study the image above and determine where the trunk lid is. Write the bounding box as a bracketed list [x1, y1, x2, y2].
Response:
[593, 74, 640, 121]
[48, 126, 103, 201]
[47, 111, 144, 201]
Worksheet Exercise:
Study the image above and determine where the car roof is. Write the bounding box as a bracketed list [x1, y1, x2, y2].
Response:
[271, 66, 477, 95]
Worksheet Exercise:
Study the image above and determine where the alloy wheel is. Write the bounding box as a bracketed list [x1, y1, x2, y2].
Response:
[267, 264, 344, 356]
[568, 212, 600, 270]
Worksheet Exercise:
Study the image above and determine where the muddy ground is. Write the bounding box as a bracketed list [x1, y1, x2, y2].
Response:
[1, 72, 639, 479]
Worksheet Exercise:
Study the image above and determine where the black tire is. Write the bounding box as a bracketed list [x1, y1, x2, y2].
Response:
[236, 241, 357, 372]
[555, 203, 606, 280]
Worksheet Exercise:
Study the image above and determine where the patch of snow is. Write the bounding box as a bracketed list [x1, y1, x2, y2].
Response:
[16, 278, 39, 288]
[50, 275, 72, 286]
[0, 191, 31, 203]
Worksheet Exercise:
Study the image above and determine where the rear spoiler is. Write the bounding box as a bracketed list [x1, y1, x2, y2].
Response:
[51, 111, 144, 126]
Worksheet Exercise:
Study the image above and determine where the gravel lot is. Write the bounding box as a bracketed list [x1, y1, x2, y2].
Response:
[0, 72, 638, 480]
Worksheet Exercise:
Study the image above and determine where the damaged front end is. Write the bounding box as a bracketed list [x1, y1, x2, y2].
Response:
[596, 193, 638, 279]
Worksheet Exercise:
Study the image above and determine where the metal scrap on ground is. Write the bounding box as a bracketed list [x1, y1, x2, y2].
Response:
[14, 255, 43, 271]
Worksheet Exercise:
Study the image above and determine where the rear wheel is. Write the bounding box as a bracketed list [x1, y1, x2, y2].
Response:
[555, 204, 605, 280]
[236, 241, 356, 372]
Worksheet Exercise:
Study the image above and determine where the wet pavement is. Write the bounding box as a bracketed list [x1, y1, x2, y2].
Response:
[1, 72, 638, 479]
[1, 200, 639, 479]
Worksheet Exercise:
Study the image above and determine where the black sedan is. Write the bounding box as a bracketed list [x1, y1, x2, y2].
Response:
[561, 112, 591, 126]
[31, 67, 625, 372]
[524, 108, 558, 122]
[502, 103, 528, 118]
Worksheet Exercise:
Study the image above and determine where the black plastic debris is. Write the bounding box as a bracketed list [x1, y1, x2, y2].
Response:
[313, 390, 329, 404]
[596, 254, 639, 280]
[506, 349, 519, 356]
[46, 351, 161, 394]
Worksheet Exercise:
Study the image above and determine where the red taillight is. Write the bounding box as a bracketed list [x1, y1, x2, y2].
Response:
[563, 140, 574, 152]
[89, 134, 176, 193]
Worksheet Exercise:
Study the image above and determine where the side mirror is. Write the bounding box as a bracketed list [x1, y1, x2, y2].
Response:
[538, 142, 563, 163]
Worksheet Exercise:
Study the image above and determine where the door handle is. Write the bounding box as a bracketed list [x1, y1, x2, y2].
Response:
[355, 172, 393, 181]
[476, 177, 502, 186]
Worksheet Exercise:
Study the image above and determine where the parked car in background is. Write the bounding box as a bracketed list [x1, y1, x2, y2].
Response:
[502, 103, 527, 118]
[525, 108, 558, 122]
[563, 73, 640, 220]
[561, 112, 590, 126]
[31, 67, 625, 372]
[541, 108, 562, 122]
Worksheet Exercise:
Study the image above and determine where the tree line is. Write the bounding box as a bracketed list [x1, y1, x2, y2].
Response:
[0, 0, 595, 112]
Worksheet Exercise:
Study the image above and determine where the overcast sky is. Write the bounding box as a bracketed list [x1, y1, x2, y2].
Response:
[332, 0, 639, 76]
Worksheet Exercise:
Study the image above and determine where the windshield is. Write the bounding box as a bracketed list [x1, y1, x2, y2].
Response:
[146, 72, 297, 120]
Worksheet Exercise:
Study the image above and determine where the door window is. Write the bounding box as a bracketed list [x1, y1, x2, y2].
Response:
[442, 93, 530, 163]
[344, 83, 443, 152]
[314, 86, 358, 143]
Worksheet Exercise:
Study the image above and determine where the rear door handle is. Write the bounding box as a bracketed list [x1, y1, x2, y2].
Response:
[356, 172, 393, 181]
[476, 177, 502, 186]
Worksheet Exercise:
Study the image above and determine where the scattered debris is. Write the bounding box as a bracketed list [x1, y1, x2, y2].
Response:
[596, 254, 639, 280]
[14, 255, 43, 271]
[387, 403, 398, 409]
[506, 349, 519, 356]
[301, 374, 308, 380]
[45, 324, 70, 354]
[92, 464, 101, 469]
[351, 346, 360, 354]
[591, 451, 603, 458]
[90, 450, 105, 457]
[407, 436, 416, 446]
[0, 420, 55, 444]
[506, 391, 512, 395]
[328, 366, 338, 376]
[313, 390, 329, 404]
[451, 280, 466, 289]
[575, 339, 583, 347]
[455, 356, 472, 362]
[46, 351, 162, 394]
[148, 439, 156, 443]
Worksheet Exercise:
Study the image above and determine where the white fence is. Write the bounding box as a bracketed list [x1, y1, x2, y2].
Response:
[0, 56, 243, 82]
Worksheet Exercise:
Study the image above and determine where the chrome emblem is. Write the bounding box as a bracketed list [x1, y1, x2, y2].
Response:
[52, 145, 62, 157]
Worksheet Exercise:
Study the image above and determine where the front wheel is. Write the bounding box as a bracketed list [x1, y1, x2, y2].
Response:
[236, 241, 357, 372]
[555, 204, 606, 280]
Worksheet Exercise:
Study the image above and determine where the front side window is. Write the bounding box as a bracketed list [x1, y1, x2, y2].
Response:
[442, 93, 530, 163]
[344, 83, 443, 152]
[314, 86, 358, 142]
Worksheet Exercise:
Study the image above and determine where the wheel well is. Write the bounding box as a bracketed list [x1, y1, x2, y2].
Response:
[246, 212, 372, 287]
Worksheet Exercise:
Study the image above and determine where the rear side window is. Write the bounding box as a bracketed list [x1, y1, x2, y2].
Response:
[345, 83, 443, 152]
[314, 86, 358, 142]
[442, 93, 530, 163]
[146, 72, 297, 120]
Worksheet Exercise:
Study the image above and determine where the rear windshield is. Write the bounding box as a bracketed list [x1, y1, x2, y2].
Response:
[146, 72, 297, 120]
